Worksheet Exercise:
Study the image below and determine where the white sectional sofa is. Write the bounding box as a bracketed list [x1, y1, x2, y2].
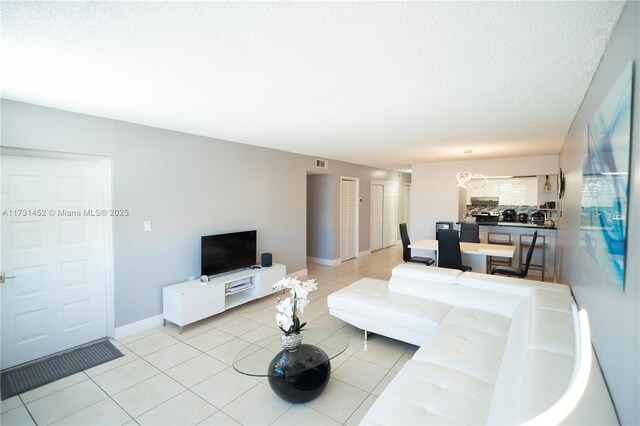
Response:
[327, 264, 618, 425]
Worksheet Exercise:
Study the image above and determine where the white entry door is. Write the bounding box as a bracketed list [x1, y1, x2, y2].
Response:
[370, 184, 384, 252]
[1, 152, 111, 369]
[340, 177, 358, 262]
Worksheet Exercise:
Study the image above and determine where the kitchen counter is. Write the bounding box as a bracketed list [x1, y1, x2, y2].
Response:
[456, 222, 557, 281]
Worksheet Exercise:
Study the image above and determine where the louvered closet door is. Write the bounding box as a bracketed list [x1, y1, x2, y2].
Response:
[383, 182, 398, 248]
[340, 178, 357, 261]
[404, 183, 411, 227]
[370, 184, 384, 252]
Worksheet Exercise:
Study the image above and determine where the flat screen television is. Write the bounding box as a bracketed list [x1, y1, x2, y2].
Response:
[201, 230, 257, 277]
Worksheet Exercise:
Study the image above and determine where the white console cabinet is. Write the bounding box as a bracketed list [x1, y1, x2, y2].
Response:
[162, 263, 286, 333]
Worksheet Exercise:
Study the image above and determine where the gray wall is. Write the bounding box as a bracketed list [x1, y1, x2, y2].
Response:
[307, 173, 333, 259]
[1, 100, 407, 328]
[557, 2, 639, 424]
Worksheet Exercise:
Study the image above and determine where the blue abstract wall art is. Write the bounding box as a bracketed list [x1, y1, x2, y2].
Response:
[581, 61, 633, 291]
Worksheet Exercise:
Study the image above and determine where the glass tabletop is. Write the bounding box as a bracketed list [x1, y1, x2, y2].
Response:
[233, 328, 350, 377]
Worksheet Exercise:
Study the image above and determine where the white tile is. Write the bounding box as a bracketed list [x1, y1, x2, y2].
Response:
[0, 396, 23, 414]
[116, 327, 163, 346]
[92, 358, 160, 395]
[144, 342, 201, 371]
[162, 321, 212, 340]
[51, 398, 132, 425]
[345, 394, 378, 425]
[243, 308, 278, 325]
[19, 372, 89, 404]
[371, 369, 398, 396]
[191, 367, 259, 409]
[26, 379, 107, 425]
[238, 325, 279, 343]
[216, 317, 262, 337]
[352, 336, 409, 369]
[206, 338, 255, 366]
[136, 391, 216, 425]
[272, 404, 340, 425]
[199, 410, 240, 425]
[112, 374, 185, 418]
[200, 311, 240, 328]
[221, 383, 291, 425]
[332, 357, 389, 392]
[85, 346, 140, 377]
[125, 332, 180, 357]
[391, 348, 415, 372]
[184, 329, 235, 352]
[304, 378, 369, 424]
[164, 354, 227, 388]
[1, 406, 35, 426]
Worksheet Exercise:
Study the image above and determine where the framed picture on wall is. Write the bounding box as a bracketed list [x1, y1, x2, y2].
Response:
[580, 61, 633, 291]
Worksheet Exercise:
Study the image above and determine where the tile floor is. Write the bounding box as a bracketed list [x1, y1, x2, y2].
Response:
[1, 245, 417, 426]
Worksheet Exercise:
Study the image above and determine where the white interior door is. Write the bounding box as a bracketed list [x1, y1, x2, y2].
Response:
[1, 152, 110, 368]
[370, 184, 384, 252]
[340, 178, 358, 261]
[383, 182, 398, 248]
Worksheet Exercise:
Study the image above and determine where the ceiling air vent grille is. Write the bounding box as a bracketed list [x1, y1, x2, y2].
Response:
[315, 158, 328, 169]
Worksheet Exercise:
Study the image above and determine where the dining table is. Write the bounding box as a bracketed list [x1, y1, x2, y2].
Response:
[408, 239, 516, 274]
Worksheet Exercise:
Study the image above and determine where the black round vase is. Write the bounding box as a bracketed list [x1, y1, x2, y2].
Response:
[267, 343, 331, 403]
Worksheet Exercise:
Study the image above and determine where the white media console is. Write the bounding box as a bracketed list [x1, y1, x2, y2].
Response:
[162, 263, 286, 333]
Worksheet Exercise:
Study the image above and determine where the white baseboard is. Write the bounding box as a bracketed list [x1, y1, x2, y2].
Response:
[307, 256, 341, 266]
[288, 268, 308, 278]
[114, 314, 164, 340]
[358, 249, 371, 258]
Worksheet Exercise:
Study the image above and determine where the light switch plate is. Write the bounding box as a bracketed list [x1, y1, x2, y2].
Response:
[144, 221, 152, 232]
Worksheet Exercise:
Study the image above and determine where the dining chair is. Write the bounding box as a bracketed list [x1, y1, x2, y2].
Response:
[437, 230, 471, 272]
[399, 223, 435, 266]
[491, 231, 537, 278]
[459, 223, 480, 243]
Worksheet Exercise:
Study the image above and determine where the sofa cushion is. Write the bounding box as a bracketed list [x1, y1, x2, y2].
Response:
[361, 360, 495, 425]
[442, 306, 511, 338]
[412, 323, 508, 384]
[327, 277, 453, 337]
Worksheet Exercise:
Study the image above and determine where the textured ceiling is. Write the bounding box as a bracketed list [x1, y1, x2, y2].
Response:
[1, 1, 626, 170]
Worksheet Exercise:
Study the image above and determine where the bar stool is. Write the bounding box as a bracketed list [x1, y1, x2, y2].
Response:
[519, 233, 546, 281]
[486, 232, 512, 271]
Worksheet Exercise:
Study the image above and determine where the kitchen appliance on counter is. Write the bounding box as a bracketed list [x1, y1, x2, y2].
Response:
[531, 210, 546, 225]
[502, 209, 516, 222]
[518, 212, 529, 223]
[468, 197, 500, 223]
[472, 211, 500, 223]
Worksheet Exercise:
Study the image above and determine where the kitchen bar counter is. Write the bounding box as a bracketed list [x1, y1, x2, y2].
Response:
[455, 223, 557, 281]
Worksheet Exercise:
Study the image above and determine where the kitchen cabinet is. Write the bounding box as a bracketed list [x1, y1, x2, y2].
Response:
[466, 177, 537, 206]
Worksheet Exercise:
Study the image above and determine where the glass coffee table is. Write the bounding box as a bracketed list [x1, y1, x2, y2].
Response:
[233, 328, 349, 403]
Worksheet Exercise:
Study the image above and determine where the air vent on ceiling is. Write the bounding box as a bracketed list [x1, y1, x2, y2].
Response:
[315, 158, 328, 169]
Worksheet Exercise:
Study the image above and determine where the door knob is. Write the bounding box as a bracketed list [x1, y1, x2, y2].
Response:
[0, 272, 16, 284]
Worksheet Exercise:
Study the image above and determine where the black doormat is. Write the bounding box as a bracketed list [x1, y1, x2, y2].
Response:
[1, 338, 123, 400]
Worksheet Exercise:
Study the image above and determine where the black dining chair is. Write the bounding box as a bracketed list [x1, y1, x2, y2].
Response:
[459, 223, 480, 243]
[437, 229, 471, 272]
[491, 231, 538, 278]
[399, 223, 435, 266]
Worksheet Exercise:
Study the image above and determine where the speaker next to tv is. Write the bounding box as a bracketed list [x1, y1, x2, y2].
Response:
[261, 253, 272, 267]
